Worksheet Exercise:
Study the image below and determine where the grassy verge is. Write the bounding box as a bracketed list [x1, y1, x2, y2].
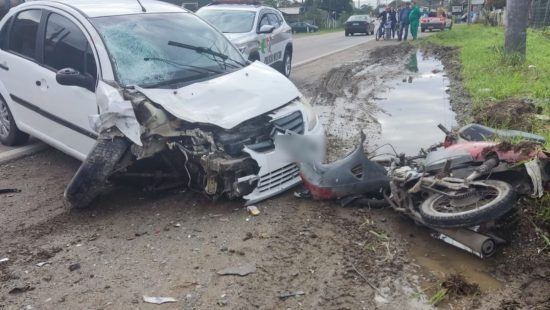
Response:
[423, 24, 550, 228]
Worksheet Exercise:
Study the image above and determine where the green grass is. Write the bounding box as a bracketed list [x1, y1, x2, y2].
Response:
[423, 24, 550, 227]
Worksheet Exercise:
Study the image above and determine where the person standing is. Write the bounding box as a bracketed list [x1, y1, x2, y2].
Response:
[389, 7, 398, 38]
[409, 1, 421, 40]
[398, 2, 412, 41]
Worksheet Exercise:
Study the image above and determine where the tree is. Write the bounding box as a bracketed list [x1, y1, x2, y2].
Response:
[504, 0, 532, 62]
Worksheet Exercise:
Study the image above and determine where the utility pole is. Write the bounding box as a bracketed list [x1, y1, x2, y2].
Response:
[467, 0, 471, 24]
[505, 0, 532, 62]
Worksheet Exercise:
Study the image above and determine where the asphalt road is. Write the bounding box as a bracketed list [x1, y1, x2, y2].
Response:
[292, 31, 376, 66]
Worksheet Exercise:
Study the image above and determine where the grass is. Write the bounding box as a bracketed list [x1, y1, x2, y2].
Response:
[423, 24, 550, 227]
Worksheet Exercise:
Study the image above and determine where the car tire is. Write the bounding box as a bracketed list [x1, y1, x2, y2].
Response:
[281, 47, 292, 77]
[0, 95, 29, 146]
[64, 136, 131, 209]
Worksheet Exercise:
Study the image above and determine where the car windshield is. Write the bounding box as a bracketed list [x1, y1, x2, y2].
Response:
[92, 13, 246, 88]
[197, 9, 256, 33]
[347, 15, 367, 22]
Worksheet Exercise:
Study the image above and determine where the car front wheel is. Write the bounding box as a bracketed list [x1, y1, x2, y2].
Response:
[282, 48, 292, 77]
[0, 96, 29, 146]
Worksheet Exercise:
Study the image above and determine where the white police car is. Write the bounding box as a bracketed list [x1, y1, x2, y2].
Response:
[196, 2, 293, 76]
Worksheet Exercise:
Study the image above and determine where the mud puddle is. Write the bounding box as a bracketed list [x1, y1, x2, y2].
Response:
[372, 51, 457, 156]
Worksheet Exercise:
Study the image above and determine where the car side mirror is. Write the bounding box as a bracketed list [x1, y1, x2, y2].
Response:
[258, 25, 275, 34]
[56, 68, 95, 92]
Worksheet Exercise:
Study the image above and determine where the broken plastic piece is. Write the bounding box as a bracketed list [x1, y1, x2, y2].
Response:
[279, 290, 305, 299]
[246, 206, 260, 216]
[217, 263, 256, 276]
[143, 296, 177, 304]
[0, 257, 9, 263]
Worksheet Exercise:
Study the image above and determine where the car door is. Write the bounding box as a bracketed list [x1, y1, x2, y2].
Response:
[0, 9, 51, 142]
[256, 12, 273, 65]
[35, 11, 99, 159]
[265, 12, 284, 65]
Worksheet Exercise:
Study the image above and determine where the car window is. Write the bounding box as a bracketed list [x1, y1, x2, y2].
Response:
[267, 13, 280, 27]
[8, 9, 42, 59]
[44, 13, 97, 78]
[0, 16, 12, 50]
[259, 14, 270, 27]
[197, 9, 256, 33]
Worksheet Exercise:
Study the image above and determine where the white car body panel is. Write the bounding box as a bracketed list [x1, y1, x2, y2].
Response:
[138, 61, 300, 130]
[0, 0, 326, 205]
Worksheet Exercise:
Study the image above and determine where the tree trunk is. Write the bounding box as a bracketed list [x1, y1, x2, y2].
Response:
[504, 0, 532, 61]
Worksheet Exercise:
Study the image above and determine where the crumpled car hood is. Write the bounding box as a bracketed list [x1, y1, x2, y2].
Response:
[138, 62, 301, 130]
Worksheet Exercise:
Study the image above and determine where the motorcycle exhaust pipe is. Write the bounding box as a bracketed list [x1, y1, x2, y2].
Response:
[431, 227, 505, 258]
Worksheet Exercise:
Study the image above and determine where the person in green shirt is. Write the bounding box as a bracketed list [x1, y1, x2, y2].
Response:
[409, 1, 421, 40]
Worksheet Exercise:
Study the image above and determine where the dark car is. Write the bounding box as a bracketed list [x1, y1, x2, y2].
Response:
[290, 21, 319, 33]
[345, 15, 375, 36]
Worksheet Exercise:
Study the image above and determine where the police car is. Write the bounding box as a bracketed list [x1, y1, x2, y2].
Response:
[196, 1, 293, 76]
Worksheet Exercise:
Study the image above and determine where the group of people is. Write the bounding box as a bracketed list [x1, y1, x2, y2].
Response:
[377, 1, 421, 41]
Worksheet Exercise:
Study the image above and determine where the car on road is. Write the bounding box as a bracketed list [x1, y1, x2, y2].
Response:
[0, 0, 325, 209]
[196, 2, 293, 77]
[421, 11, 453, 32]
[289, 21, 318, 33]
[344, 15, 375, 36]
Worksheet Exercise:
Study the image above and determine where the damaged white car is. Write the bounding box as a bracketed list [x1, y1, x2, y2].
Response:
[0, 0, 325, 208]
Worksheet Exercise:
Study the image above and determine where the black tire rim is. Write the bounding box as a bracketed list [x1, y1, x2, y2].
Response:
[0, 98, 11, 140]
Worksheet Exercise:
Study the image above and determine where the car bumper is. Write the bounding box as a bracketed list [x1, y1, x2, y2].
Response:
[346, 26, 371, 32]
[241, 120, 326, 205]
[421, 23, 444, 29]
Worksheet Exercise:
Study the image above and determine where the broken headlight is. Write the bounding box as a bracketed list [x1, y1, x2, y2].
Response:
[302, 100, 318, 131]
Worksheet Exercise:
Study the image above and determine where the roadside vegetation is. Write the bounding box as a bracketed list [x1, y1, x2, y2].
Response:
[423, 24, 550, 236]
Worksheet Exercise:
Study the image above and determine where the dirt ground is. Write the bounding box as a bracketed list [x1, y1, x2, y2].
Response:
[2, 41, 550, 309]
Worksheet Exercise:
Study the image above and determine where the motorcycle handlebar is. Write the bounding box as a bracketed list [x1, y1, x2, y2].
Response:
[437, 124, 451, 135]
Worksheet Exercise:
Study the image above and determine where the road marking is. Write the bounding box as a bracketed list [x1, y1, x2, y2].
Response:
[293, 37, 375, 68]
[0, 143, 48, 164]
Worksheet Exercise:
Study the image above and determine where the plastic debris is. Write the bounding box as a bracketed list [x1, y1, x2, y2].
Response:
[143, 296, 177, 305]
[0, 257, 9, 263]
[9, 286, 34, 294]
[36, 262, 49, 267]
[246, 206, 260, 216]
[279, 290, 305, 299]
[217, 263, 256, 276]
[0, 188, 20, 194]
[68, 263, 81, 272]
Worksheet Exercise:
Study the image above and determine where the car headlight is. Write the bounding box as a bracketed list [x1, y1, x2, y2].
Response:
[302, 100, 318, 131]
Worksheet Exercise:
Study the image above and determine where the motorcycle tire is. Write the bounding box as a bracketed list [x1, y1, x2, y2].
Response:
[419, 180, 516, 228]
[64, 136, 131, 209]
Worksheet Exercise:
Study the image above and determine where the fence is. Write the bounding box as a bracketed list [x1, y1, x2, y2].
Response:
[530, 0, 550, 28]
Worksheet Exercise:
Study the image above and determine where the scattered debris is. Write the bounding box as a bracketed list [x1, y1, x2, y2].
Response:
[243, 232, 253, 241]
[174, 223, 181, 227]
[0, 188, 20, 194]
[441, 274, 480, 297]
[69, 263, 81, 272]
[246, 206, 260, 216]
[217, 263, 256, 276]
[0, 257, 9, 263]
[279, 290, 305, 299]
[142, 296, 177, 305]
[350, 262, 387, 299]
[9, 285, 35, 294]
[36, 262, 50, 267]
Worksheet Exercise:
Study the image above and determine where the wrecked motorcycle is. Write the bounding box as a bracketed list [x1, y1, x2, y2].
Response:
[293, 124, 549, 258]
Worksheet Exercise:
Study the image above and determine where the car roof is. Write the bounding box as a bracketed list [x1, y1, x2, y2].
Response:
[199, 3, 274, 12]
[25, 0, 185, 18]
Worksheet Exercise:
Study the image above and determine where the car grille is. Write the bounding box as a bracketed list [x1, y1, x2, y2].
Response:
[257, 163, 300, 193]
[272, 111, 304, 134]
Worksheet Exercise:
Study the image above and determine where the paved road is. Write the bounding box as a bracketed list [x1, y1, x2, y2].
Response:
[292, 31, 376, 66]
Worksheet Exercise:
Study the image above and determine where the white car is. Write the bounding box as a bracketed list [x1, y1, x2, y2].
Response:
[0, 0, 325, 208]
[196, 3, 293, 76]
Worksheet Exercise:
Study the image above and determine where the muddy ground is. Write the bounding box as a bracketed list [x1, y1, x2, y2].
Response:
[1, 41, 550, 309]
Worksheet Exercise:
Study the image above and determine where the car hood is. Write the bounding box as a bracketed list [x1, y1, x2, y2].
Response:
[223, 32, 254, 45]
[137, 62, 301, 130]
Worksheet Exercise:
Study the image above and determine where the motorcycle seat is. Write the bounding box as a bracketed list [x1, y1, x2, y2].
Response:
[459, 124, 546, 144]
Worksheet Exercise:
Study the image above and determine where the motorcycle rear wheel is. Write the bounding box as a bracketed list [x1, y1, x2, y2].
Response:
[419, 180, 516, 228]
